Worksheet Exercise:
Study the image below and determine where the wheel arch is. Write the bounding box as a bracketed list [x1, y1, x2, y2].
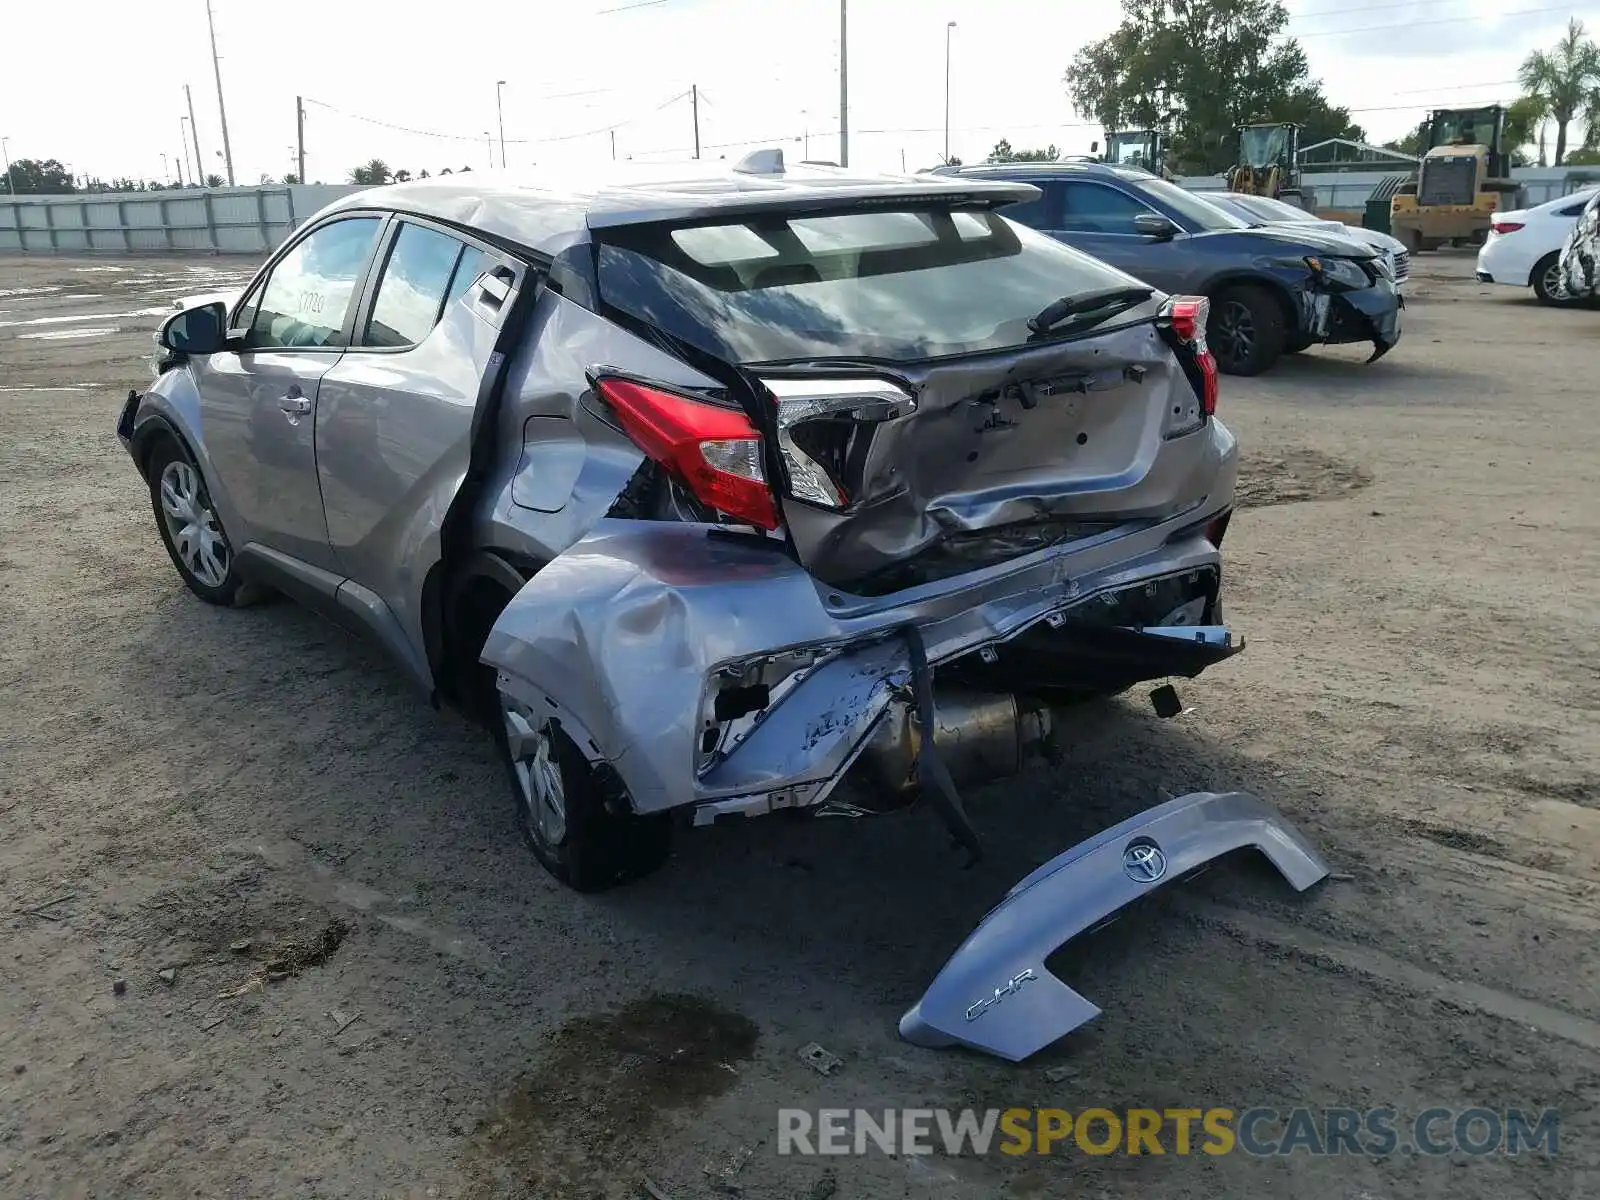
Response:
[1199, 271, 1301, 334]
[423, 548, 544, 714]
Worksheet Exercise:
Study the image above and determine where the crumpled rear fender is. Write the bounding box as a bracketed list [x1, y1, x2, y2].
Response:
[898, 790, 1329, 1061]
[480, 511, 1233, 816]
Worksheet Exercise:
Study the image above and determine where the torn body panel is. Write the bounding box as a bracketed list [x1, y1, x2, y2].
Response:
[898, 791, 1330, 1061]
[479, 436, 1236, 819]
[1297, 275, 1403, 362]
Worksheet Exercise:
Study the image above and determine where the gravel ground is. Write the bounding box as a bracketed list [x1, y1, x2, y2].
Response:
[1, 252, 1597, 1200]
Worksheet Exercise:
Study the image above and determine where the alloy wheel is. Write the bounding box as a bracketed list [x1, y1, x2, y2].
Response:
[158, 459, 230, 588]
[503, 699, 568, 847]
[1542, 260, 1568, 301]
[1213, 300, 1256, 367]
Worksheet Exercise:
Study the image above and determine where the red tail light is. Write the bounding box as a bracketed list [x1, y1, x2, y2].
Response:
[597, 377, 779, 530]
[1163, 295, 1218, 416]
[1491, 221, 1524, 235]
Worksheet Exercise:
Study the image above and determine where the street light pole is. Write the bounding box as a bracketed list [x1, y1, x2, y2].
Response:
[839, 0, 849, 167]
[484, 132, 493, 168]
[185, 85, 205, 185]
[944, 21, 957, 164]
[2, 136, 17, 196]
[496, 80, 507, 168]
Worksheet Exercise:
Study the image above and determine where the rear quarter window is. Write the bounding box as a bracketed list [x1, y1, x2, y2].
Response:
[597, 206, 1152, 364]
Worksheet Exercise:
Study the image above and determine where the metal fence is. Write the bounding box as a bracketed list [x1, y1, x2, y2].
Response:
[1178, 166, 1595, 213]
[0, 184, 361, 254]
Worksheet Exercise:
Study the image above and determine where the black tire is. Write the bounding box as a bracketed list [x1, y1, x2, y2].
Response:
[1208, 285, 1287, 376]
[498, 704, 672, 892]
[145, 437, 261, 607]
[1531, 253, 1570, 306]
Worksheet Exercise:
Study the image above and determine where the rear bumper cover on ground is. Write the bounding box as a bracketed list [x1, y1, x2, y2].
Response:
[899, 790, 1329, 1061]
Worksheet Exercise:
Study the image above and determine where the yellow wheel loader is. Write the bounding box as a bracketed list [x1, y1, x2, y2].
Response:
[1095, 130, 1176, 181]
[1227, 123, 1309, 209]
[1390, 106, 1521, 252]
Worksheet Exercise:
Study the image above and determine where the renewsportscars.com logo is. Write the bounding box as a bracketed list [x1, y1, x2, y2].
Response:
[777, 1107, 1561, 1158]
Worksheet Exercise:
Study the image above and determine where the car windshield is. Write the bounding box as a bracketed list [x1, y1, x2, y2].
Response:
[596, 206, 1156, 364]
[1129, 178, 1249, 231]
[1226, 194, 1320, 225]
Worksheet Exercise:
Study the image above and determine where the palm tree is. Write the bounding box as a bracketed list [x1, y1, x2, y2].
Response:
[348, 158, 392, 185]
[1518, 18, 1600, 165]
[393, 168, 412, 182]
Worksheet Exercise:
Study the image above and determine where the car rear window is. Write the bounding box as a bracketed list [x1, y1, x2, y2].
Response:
[596, 206, 1152, 364]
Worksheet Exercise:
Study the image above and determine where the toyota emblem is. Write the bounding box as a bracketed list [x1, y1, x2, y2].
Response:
[1122, 839, 1168, 884]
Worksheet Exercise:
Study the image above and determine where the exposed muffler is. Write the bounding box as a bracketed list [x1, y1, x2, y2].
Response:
[853, 690, 1053, 806]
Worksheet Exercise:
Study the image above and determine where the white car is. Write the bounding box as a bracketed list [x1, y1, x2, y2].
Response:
[1198, 191, 1411, 291]
[1476, 187, 1600, 304]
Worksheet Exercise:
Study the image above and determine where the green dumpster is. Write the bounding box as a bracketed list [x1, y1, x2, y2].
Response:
[1363, 197, 1392, 234]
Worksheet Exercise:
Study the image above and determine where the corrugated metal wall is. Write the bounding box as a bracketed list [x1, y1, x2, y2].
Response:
[0, 184, 364, 253]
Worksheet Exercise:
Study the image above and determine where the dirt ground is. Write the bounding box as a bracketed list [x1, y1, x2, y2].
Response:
[1, 252, 1597, 1200]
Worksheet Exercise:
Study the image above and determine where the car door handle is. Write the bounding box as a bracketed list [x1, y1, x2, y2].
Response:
[279, 395, 312, 415]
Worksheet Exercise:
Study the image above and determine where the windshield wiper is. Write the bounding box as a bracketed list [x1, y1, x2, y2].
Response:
[1026, 285, 1155, 336]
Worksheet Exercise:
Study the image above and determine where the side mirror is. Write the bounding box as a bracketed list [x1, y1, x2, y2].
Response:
[159, 301, 229, 356]
[1134, 213, 1179, 240]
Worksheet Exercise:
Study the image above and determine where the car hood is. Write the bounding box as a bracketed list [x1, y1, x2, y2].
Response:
[1218, 224, 1380, 258]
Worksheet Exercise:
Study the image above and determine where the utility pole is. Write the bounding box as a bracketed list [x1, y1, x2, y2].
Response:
[0, 137, 14, 197]
[296, 96, 306, 184]
[204, 0, 235, 185]
[185, 85, 205, 185]
[496, 81, 507, 168]
[839, 0, 849, 167]
[610, 129, 617, 161]
[692, 85, 701, 159]
[161, 152, 170, 185]
[180, 117, 195, 183]
[944, 21, 957, 164]
[176, 154, 186, 187]
[484, 132, 493, 168]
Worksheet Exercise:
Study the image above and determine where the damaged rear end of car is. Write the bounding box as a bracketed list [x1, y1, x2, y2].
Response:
[484, 186, 1237, 830]
[478, 173, 1325, 1056]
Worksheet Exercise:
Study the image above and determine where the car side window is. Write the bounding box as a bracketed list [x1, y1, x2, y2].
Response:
[364, 223, 474, 348]
[999, 182, 1062, 231]
[246, 217, 382, 351]
[1559, 201, 1589, 217]
[444, 246, 488, 310]
[1059, 182, 1154, 235]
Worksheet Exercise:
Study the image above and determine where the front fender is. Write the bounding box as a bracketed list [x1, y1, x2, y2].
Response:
[899, 790, 1329, 1061]
[126, 365, 243, 541]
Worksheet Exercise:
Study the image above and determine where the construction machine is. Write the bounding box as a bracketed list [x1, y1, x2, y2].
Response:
[1227, 123, 1308, 208]
[1390, 106, 1520, 251]
[1095, 129, 1175, 180]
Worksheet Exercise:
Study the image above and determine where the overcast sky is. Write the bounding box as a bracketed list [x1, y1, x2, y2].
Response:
[2, 0, 1593, 185]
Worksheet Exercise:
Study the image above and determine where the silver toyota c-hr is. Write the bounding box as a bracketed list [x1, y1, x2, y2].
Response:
[120, 153, 1243, 895]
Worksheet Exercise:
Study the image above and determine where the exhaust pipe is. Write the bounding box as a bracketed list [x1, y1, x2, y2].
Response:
[854, 689, 1053, 804]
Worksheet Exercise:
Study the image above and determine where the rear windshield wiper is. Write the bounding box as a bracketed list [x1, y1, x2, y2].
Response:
[1027, 285, 1155, 337]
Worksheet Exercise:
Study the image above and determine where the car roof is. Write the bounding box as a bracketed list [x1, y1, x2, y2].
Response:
[949, 161, 1158, 183]
[314, 154, 1040, 257]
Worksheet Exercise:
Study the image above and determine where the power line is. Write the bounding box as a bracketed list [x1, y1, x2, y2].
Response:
[1294, 2, 1574, 37]
[301, 91, 691, 146]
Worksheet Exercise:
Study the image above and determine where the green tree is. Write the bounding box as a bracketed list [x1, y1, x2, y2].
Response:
[349, 158, 392, 185]
[1065, 0, 1363, 175]
[418, 168, 431, 179]
[986, 139, 1060, 163]
[204, 173, 225, 187]
[1503, 94, 1549, 165]
[1566, 146, 1600, 165]
[438, 167, 453, 175]
[1518, 18, 1600, 165]
[283, 172, 301, 185]
[393, 168, 412, 182]
[0, 157, 76, 194]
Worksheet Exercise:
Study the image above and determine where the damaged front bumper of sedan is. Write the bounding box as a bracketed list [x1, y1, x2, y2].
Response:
[1300, 259, 1404, 363]
[481, 505, 1330, 1061]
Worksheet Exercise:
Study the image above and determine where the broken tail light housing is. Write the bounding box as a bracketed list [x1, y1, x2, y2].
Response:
[596, 376, 779, 530]
[1160, 295, 1217, 418]
[760, 376, 917, 510]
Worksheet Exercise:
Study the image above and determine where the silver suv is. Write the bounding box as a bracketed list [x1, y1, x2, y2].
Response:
[119, 153, 1241, 894]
